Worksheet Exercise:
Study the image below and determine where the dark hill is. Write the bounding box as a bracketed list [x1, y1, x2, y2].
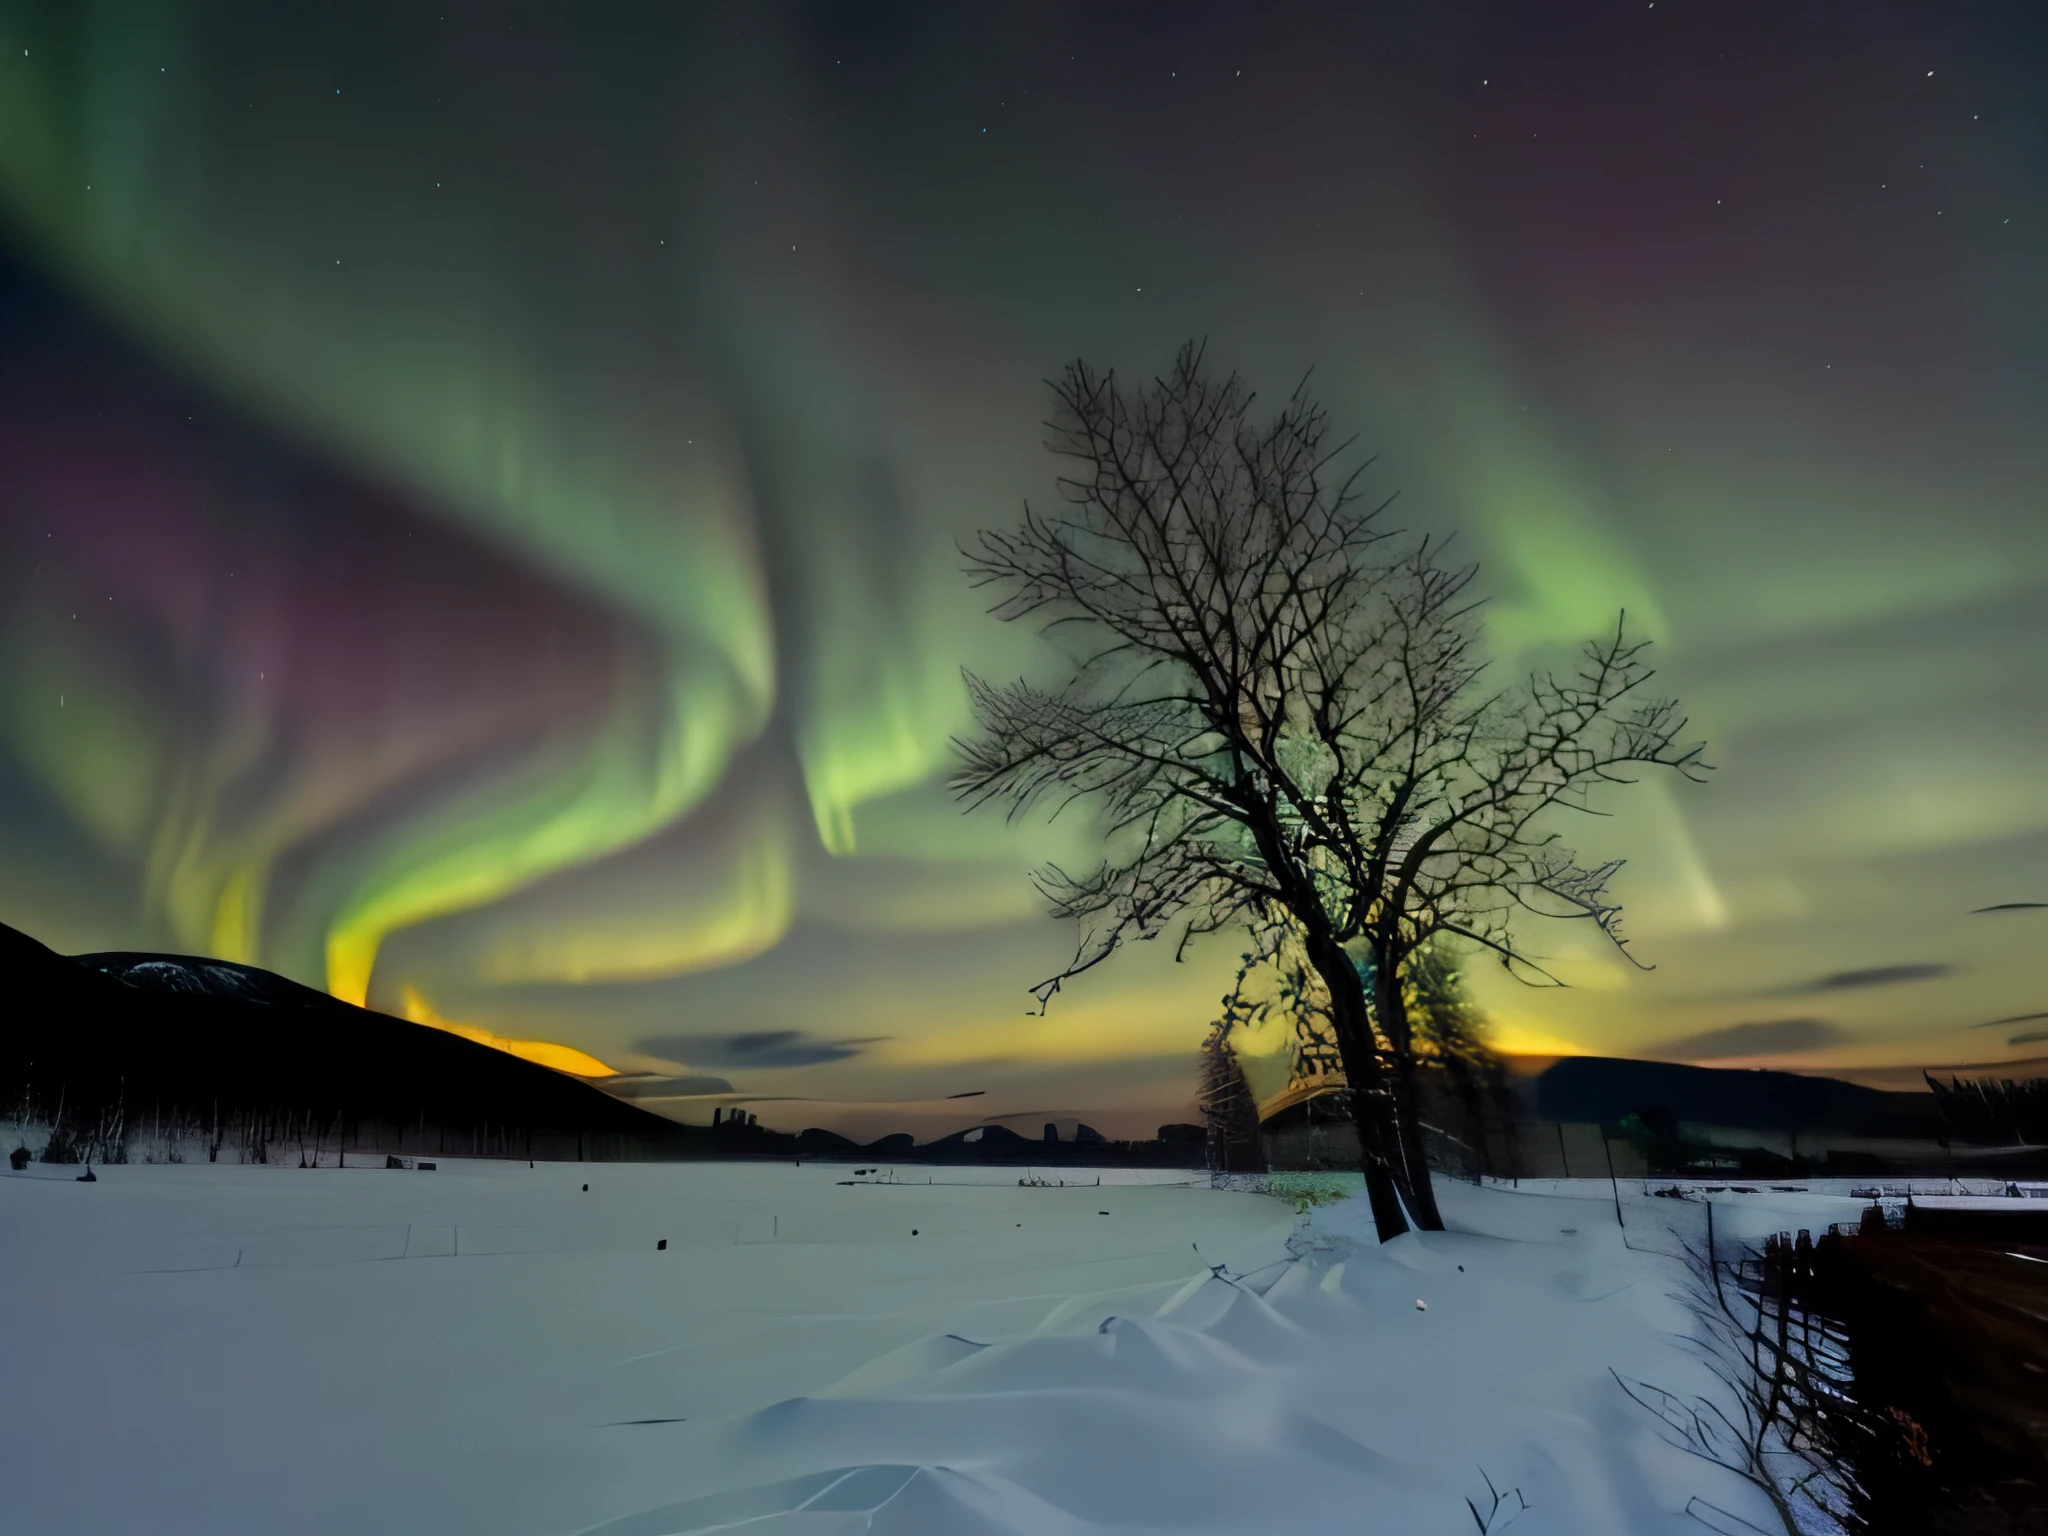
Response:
[794, 1127, 860, 1154]
[924, 1122, 1040, 1158]
[1532, 1055, 1939, 1139]
[79, 951, 349, 1009]
[0, 921, 691, 1146]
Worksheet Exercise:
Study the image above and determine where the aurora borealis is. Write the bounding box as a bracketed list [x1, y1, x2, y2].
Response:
[2, 3, 2045, 1136]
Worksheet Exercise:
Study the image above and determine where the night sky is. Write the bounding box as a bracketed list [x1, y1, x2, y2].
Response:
[2, 2, 2045, 1137]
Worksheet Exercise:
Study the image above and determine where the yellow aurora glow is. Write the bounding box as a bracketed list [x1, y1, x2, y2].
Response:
[399, 986, 617, 1079]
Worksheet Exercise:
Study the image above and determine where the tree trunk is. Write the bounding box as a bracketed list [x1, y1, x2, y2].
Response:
[1372, 946, 1445, 1230]
[1389, 1050, 1445, 1229]
[1306, 935, 1408, 1241]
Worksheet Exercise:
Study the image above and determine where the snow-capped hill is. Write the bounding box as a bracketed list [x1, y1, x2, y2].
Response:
[115, 960, 219, 994]
[0, 919, 690, 1143]
[98, 959, 257, 998]
[80, 952, 335, 1009]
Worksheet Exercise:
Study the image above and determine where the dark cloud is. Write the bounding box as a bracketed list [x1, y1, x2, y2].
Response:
[637, 1031, 890, 1069]
[1973, 903, 2048, 913]
[1705, 965, 1954, 1005]
[604, 1072, 734, 1099]
[1653, 1018, 1845, 1060]
[1970, 1010, 2048, 1030]
[2011, 1030, 2048, 1048]
[1792, 964, 1950, 993]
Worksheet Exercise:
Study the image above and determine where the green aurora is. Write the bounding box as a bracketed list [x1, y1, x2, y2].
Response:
[1, 3, 2045, 1134]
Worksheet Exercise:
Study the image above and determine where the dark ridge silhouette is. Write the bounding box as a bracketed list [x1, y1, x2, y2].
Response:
[852, 1118, 1191, 1168]
[78, 951, 350, 1009]
[0, 920, 693, 1148]
[927, 1123, 1038, 1158]
[2, 921, 1221, 1168]
[1531, 1056, 1940, 1139]
[794, 1127, 860, 1154]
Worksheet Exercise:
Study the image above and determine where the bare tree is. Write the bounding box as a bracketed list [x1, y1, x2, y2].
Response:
[953, 343, 1707, 1238]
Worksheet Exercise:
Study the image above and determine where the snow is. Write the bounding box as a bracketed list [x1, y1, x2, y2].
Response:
[98, 957, 260, 995]
[0, 1158, 1878, 1534]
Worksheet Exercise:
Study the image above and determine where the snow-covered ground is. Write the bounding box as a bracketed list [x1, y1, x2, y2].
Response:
[1, 1158, 1884, 1534]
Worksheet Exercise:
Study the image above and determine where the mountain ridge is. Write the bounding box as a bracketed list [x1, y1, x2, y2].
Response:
[0, 920, 684, 1143]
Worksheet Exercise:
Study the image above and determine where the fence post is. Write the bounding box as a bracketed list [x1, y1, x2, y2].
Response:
[1604, 1136, 1623, 1233]
[1707, 1200, 1724, 1307]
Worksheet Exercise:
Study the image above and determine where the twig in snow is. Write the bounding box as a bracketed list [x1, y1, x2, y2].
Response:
[1465, 1466, 1529, 1532]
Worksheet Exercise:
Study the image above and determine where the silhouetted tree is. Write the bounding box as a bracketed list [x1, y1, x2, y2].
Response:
[1405, 945, 1515, 1181]
[1924, 1072, 2048, 1145]
[1198, 959, 1269, 1174]
[1225, 929, 1515, 1183]
[955, 344, 1707, 1238]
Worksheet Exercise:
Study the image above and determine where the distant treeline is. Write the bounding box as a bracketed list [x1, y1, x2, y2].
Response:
[4, 1090, 1212, 1172]
[6, 1090, 686, 1168]
[720, 1114, 1210, 1168]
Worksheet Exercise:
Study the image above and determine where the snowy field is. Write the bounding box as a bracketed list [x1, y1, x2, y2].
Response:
[0, 1158, 1888, 1534]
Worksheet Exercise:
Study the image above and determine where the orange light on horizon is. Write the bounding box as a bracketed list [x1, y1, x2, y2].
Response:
[398, 985, 616, 1078]
[1483, 1017, 1591, 1058]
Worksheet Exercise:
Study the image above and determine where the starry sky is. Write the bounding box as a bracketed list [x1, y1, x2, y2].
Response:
[1, 1, 2045, 1137]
